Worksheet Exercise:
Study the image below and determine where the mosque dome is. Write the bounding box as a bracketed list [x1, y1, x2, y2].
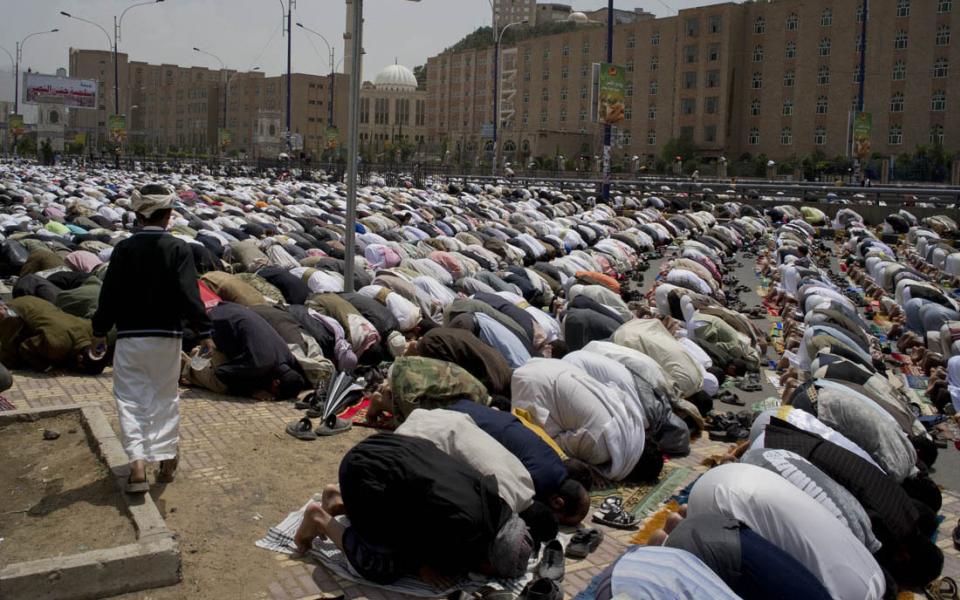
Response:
[374, 64, 418, 92]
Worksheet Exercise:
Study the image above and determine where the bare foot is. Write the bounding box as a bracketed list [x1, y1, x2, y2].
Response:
[294, 502, 329, 554]
[664, 512, 684, 534]
[647, 529, 668, 546]
[321, 484, 345, 516]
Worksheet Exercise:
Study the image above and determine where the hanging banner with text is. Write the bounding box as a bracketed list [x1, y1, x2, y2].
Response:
[596, 63, 626, 125]
[8, 114, 25, 137]
[853, 112, 872, 159]
[108, 115, 127, 144]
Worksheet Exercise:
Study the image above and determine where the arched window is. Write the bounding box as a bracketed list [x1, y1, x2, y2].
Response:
[755, 17, 766, 34]
[930, 124, 945, 145]
[780, 127, 793, 144]
[890, 92, 904, 112]
[786, 13, 799, 30]
[748, 127, 760, 145]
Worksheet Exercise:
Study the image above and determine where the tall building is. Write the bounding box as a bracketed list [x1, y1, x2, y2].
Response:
[428, 0, 960, 169]
[358, 64, 429, 160]
[494, 0, 537, 30]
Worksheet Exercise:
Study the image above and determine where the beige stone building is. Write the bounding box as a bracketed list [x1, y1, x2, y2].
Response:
[428, 0, 960, 168]
[358, 64, 429, 161]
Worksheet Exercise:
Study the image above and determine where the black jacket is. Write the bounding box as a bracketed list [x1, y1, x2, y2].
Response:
[92, 228, 212, 339]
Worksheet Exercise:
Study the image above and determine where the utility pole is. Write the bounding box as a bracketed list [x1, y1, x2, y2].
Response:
[602, 0, 613, 202]
[285, 0, 295, 155]
[853, 0, 868, 183]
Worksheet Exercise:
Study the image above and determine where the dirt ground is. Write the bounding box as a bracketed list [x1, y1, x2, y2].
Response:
[112, 424, 373, 600]
[0, 413, 136, 566]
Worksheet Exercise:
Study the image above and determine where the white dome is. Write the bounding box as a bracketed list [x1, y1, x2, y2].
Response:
[374, 64, 418, 91]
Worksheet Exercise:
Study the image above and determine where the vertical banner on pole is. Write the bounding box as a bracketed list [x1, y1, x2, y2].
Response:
[597, 63, 626, 125]
[107, 114, 127, 144]
[853, 112, 872, 159]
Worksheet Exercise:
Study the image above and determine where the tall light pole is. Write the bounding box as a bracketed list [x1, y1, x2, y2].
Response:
[343, 0, 421, 292]
[853, 0, 868, 183]
[61, 0, 163, 161]
[491, 18, 526, 176]
[278, 0, 295, 154]
[192, 47, 226, 129]
[14, 29, 59, 116]
[296, 23, 337, 132]
[602, 0, 613, 201]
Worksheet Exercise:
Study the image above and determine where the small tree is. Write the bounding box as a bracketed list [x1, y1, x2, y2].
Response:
[661, 134, 695, 166]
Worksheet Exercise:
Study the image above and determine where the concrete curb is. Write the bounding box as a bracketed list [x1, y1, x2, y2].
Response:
[0, 403, 181, 599]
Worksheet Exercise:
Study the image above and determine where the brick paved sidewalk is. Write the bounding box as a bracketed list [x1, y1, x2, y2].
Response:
[3, 370, 957, 599]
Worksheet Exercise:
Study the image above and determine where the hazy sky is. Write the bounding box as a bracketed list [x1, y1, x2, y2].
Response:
[0, 0, 732, 101]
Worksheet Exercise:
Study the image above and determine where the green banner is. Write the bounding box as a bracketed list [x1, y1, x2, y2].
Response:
[326, 126, 339, 149]
[8, 114, 25, 137]
[853, 112, 872, 159]
[597, 63, 626, 125]
[107, 114, 127, 143]
[74, 132, 87, 146]
[218, 128, 232, 148]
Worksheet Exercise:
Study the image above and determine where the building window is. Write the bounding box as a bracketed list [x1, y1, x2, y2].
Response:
[708, 44, 720, 61]
[750, 99, 761, 116]
[819, 38, 831, 56]
[939, 0, 952, 14]
[817, 65, 830, 85]
[705, 96, 719, 114]
[684, 45, 698, 63]
[543, 46, 551, 59]
[542, 68, 549, 81]
[893, 60, 906, 80]
[704, 125, 717, 142]
[786, 13, 799, 31]
[781, 127, 793, 144]
[582, 39, 590, 54]
[821, 8, 833, 26]
[579, 108, 587, 122]
[647, 130, 657, 144]
[540, 110, 548, 124]
[890, 92, 904, 112]
[580, 64, 588, 78]
[681, 98, 696, 115]
[523, 48, 531, 62]
[752, 72, 762, 89]
[625, 61, 634, 73]
[753, 44, 764, 62]
[562, 44, 570, 57]
[559, 108, 567, 123]
[626, 35, 636, 49]
[561, 66, 569, 79]
[894, 30, 908, 50]
[816, 95, 828, 114]
[560, 87, 568, 101]
[930, 124, 945, 144]
[782, 98, 794, 116]
[755, 16, 765, 34]
[650, 55, 659, 71]
[523, 71, 531, 81]
[626, 82, 634, 96]
[650, 81, 658, 95]
[706, 70, 720, 87]
[814, 126, 827, 145]
[937, 25, 951, 46]
[889, 124, 903, 144]
[934, 58, 949, 78]
[708, 15, 721, 34]
[624, 105, 632, 120]
[856, 34, 867, 52]
[853, 65, 862, 83]
[648, 105, 657, 119]
[785, 41, 797, 59]
[683, 72, 697, 89]
[651, 32, 660, 46]
[783, 70, 795, 87]
[580, 86, 587, 99]
[541, 88, 549, 101]
[748, 127, 760, 144]
[932, 90, 947, 111]
[686, 18, 699, 37]
[896, 0, 910, 17]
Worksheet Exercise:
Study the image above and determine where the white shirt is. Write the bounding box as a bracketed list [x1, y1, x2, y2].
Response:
[689, 464, 886, 600]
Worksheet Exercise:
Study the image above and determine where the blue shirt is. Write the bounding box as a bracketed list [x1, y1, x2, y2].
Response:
[475, 312, 531, 368]
[447, 399, 566, 500]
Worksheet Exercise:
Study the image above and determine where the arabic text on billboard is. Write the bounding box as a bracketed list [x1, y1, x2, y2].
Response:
[597, 63, 626, 126]
[24, 73, 98, 109]
[853, 112, 872, 159]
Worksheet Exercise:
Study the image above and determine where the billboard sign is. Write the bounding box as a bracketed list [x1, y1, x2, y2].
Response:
[218, 128, 232, 148]
[108, 115, 127, 143]
[597, 63, 626, 125]
[325, 127, 339, 149]
[8, 114, 25, 137]
[23, 73, 98, 109]
[853, 112, 872, 159]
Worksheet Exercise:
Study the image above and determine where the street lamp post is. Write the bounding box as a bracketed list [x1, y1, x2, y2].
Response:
[278, 0, 295, 154]
[1, 45, 15, 155]
[601, 0, 613, 202]
[296, 22, 337, 136]
[14, 29, 60, 116]
[192, 47, 226, 128]
[491, 18, 526, 177]
[61, 0, 163, 163]
[343, 0, 421, 293]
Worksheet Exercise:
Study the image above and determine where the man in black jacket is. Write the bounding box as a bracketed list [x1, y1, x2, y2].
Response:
[92, 184, 214, 494]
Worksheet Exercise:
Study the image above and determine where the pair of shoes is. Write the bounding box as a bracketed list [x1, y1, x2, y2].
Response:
[592, 496, 639, 530]
[519, 578, 561, 600]
[565, 528, 603, 559]
[285, 416, 353, 441]
[536, 539, 565, 581]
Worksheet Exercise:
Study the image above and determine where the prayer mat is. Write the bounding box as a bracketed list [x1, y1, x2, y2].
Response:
[590, 463, 685, 519]
[629, 500, 682, 546]
[337, 398, 396, 431]
[257, 500, 532, 598]
[0, 395, 14, 411]
[906, 375, 929, 390]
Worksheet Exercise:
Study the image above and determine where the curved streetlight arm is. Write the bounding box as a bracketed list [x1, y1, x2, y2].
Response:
[60, 12, 111, 48]
[117, 0, 164, 43]
[21, 28, 61, 53]
[192, 47, 225, 70]
[498, 19, 525, 44]
[296, 22, 332, 53]
[0, 46, 13, 71]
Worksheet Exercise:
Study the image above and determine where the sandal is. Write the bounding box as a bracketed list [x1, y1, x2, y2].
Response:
[926, 577, 959, 600]
[125, 472, 149, 494]
[156, 457, 178, 483]
[716, 391, 744, 406]
[708, 424, 749, 443]
[592, 507, 639, 530]
[285, 417, 317, 441]
[315, 416, 353, 437]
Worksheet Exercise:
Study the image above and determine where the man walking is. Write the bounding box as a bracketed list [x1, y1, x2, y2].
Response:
[92, 184, 214, 493]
